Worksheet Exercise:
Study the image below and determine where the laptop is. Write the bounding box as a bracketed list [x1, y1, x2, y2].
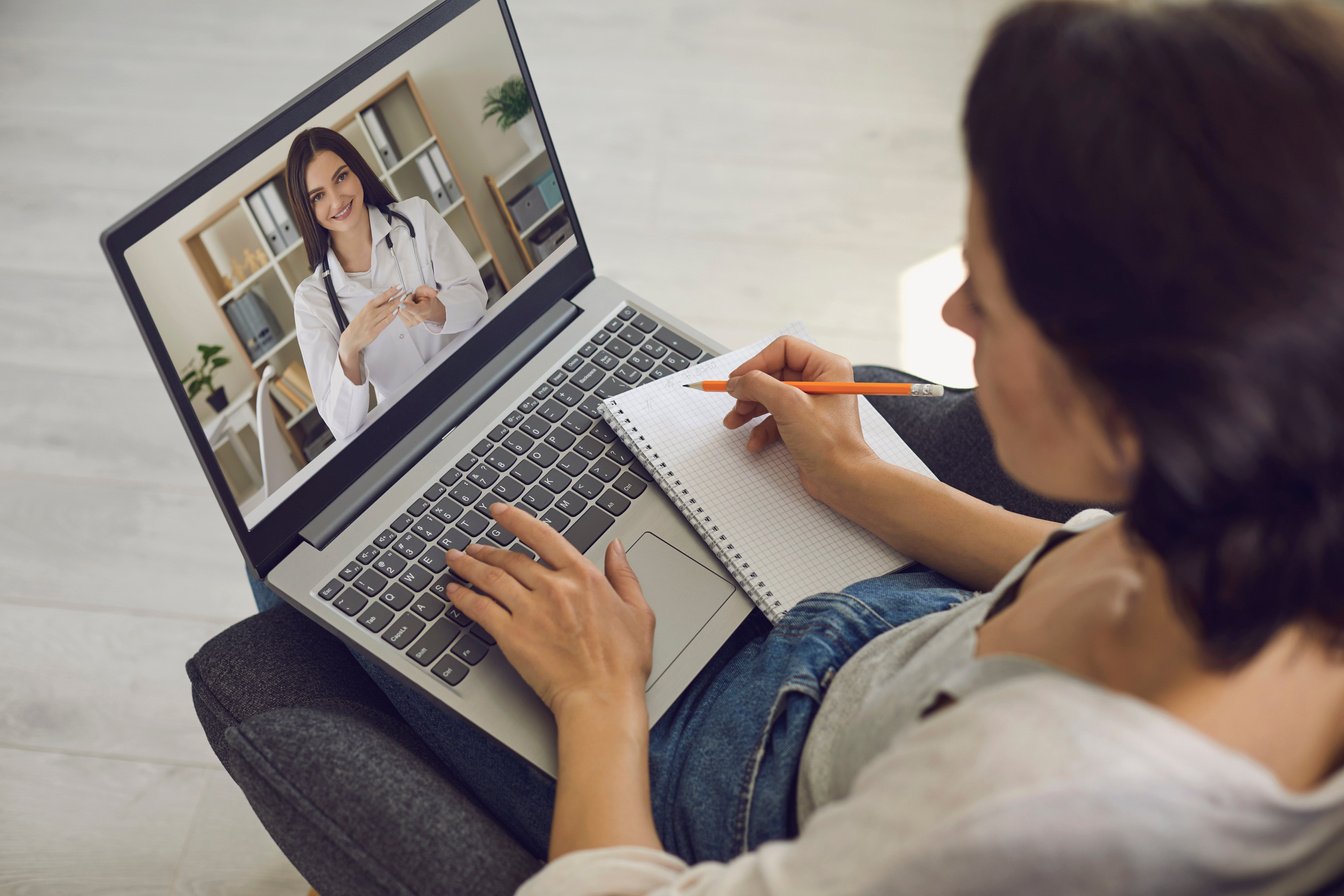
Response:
[100, 0, 754, 775]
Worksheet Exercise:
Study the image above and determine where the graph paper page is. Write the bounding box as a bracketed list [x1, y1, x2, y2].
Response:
[602, 323, 937, 622]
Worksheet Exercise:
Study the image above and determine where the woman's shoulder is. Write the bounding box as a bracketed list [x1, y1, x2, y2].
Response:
[390, 195, 435, 219]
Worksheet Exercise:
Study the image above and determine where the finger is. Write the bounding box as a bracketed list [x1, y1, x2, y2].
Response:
[462, 541, 546, 590]
[413, 285, 438, 300]
[746, 415, 781, 453]
[444, 581, 512, 632]
[378, 284, 406, 302]
[724, 369, 807, 423]
[723, 397, 769, 430]
[604, 538, 650, 613]
[490, 502, 583, 569]
[727, 335, 851, 383]
[445, 547, 528, 609]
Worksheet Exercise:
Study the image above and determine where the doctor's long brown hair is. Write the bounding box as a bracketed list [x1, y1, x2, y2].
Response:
[284, 127, 399, 272]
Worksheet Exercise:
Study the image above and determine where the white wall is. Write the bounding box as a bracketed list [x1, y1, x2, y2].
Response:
[125, 0, 537, 419]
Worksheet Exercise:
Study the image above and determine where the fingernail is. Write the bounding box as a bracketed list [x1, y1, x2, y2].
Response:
[490, 502, 508, 515]
[613, 538, 625, 557]
[446, 549, 464, 560]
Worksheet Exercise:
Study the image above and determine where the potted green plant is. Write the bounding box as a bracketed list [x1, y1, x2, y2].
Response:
[181, 343, 232, 413]
[482, 75, 543, 153]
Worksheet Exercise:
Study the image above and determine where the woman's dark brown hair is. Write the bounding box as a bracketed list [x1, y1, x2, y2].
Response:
[964, 0, 1344, 669]
[284, 127, 398, 272]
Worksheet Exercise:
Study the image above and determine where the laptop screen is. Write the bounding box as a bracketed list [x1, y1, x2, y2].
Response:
[106, 0, 588, 549]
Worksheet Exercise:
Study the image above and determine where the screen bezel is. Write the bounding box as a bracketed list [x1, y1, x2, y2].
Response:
[99, 0, 594, 575]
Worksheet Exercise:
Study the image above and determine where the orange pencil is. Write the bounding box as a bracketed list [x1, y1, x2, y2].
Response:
[683, 380, 944, 396]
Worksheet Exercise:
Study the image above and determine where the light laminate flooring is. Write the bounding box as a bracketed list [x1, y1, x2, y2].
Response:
[0, 0, 1003, 891]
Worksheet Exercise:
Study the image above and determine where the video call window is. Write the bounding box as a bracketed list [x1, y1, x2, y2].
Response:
[123, 1, 574, 526]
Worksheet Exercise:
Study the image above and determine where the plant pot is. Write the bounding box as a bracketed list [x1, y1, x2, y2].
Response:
[206, 387, 228, 413]
[513, 110, 545, 154]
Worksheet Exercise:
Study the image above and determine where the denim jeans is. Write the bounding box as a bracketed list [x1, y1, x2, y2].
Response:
[248, 567, 970, 861]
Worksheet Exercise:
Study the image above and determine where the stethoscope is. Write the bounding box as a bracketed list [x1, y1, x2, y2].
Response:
[321, 205, 440, 334]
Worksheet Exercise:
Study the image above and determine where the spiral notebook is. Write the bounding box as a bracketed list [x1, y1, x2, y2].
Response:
[601, 324, 938, 623]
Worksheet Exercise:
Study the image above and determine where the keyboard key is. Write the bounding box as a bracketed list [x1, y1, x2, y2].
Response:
[661, 354, 690, 373]
[406, 498, 431, 517]
[423, 483, 447, 502]
[541, 468, 572, 494]
[607, 443, 634, 465]
[649, 367, 671, 380]
[412, 516, 445, 542]
[409, 620, 459, 666]
[554, 385, 583, 407]
[578, 341, 598, 357]
[557, 453, 588, 477]
[356, 545, 379, 565]
[488, 424, 509, 441]
[522, 486, 554, 512]
[381, 613, 427, 649]
[491, 476, 525, 502]
[446, 603, 472, 626]
[334, 589, 367, 617]
[318, 579, 342, 600]
[420, 550, 448, 573]
[438, 469, 463, 488]
[485, 520, 516, 546]
[472, 439, 492, 457]
[381, 582, 415, 610]
[390, 513, 414, 533]
[431, 654, 470, 686]
[604, 318, 624, 333]
[457, 511, 489, 537]
[559, 410, 591, 435]
[431, 499, 463, 524]
[579, 395, 605, 419]
[555, 491, 588, 516]
[511, 403, 533, 421]
[449, 481, 482, 506]
[527, 444, 559, 468]
[374, 529, 397, 549]
[537, 399, 567, 423]
[470, 624, 498, 646]
[614, 364, 641, 385]
[591, 351, 618, 371]
[617, 306, 636, 321]
[561, 507, 616, 555]
[631, 313, 658, 333]
[429, 575, 452, 600]
[451, 632, 491, 666]
[437, 529, 470, 553]
[591, 421, 618, 443]
[573, 436, 605, 461]
[543, 428, 576, 451]
[560, 356, 583, 375]
[597, 489, 632, 516]
[592, 330, 611, 344]
[605, 338, 632, 359]
[374, 551, 408, 578]
[510, 544, 538, 560]
[400, 563, 434, 591]
[485, 446, 517, 473]
[640, 339, 667, 359]
[589, 458, 620, 482]
[532, 383, 553, 400]
[354, 569, 389, 598]
[594, 377, 629, 400]
[629, 460, 653, 482]
[503, 432, 534, 455]
[627, 352, 653, 372]
[394, 534, 427, 560]
[519, 415, 550, 439]
[571, 363, 604, 391]
[615, 472, 645, 502]
[511, 459, 542, 484]
[455, 454, 477, 472]
[573, 474, 603, 500]
[412, 593, 446, 620]
[653, 327, 702, 360]
[358, 602, 394, 632]
[539, 508, 570, 532]
[618, 325, 644, 345]
[467, 464, 500, 489]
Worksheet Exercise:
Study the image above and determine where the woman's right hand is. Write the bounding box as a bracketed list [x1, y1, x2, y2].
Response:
[723, 336, 881, 508]
[337, 285, 405, 382]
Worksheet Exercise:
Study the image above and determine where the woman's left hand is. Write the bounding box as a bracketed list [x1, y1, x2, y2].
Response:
[444, 503, 656, 717]
[399, 284, 447, 328]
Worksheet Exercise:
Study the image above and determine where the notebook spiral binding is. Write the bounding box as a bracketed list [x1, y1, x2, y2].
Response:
[601, 400, 787, 623]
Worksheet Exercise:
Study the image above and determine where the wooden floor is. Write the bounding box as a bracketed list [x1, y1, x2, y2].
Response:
[0, 0, 1000, 891]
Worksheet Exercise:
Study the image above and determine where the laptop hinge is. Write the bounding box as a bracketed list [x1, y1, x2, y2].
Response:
[299, 299, 580, 549]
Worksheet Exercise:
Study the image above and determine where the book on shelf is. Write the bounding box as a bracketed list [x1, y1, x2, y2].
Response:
[280, 361, 314, 404]
[270, 378, 307, 418]
[225, 290, 282, 360]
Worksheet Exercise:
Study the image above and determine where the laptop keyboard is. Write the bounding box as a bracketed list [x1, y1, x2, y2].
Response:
[312, 306, 711, 689]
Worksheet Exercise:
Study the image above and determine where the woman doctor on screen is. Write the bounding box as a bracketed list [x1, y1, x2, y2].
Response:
[285, 127, 487, 441]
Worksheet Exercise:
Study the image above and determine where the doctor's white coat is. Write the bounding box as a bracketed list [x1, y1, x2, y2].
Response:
[292, 196, 487, 441]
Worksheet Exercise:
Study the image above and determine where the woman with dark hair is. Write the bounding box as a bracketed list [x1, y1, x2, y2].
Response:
[285, 127, 487, 440]
[250, 0, 1344, 891]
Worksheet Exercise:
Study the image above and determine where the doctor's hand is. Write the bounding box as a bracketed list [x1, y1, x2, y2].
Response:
[399, 285, 447, 329]
[444, 503, 655, 719]
[337, 285, 404, 380]
[722, 335, 879, 510]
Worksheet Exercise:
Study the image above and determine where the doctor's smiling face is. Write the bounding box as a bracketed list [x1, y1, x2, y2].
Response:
[305, 149, 368, 237]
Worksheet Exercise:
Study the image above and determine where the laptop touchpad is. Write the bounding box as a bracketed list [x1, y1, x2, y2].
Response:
[625, 532, 737, 692]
